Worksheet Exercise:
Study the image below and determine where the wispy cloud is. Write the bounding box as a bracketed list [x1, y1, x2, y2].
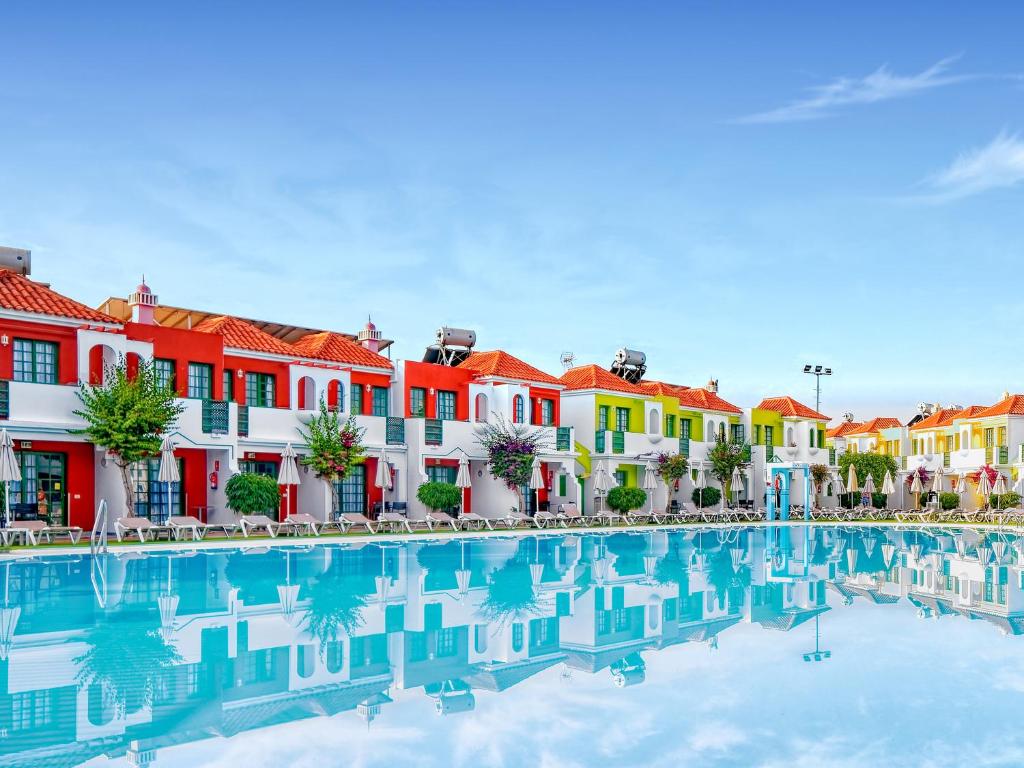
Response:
[920, 131, 1024, 200]
[734, 56, 968, 124]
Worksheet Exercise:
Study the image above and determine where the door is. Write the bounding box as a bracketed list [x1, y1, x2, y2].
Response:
[427, 465, 458, 513]
[11, 452, 67, 525]
[131, 458, 184, 523]
[339, 464, 368, 514]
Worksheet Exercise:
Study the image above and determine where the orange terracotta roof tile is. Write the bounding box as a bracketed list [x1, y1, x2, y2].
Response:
[292, 331, 393, 370]
[827, 421, 863, 438]
[640, 379, 742, 414]
[973, 394, 1024, 418]
[953, 405, 988, 420]
[849, 417, 903, 434]
[193, 315, 296, 356]
[909, 407, 965, 431]
[458, 350, 560, 386]
[560, 365, 647, 395]
[0, 269, 117, 324]
[757, 396, 829, 421]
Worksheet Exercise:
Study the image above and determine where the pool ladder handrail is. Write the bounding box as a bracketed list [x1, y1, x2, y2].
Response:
[90, 499, 109, 555]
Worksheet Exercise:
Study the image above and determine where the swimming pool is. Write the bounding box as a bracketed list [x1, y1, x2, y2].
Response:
[2, 525, 1022, 767]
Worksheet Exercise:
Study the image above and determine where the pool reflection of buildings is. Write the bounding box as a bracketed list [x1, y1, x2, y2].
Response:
[3, 526, 1024, 764]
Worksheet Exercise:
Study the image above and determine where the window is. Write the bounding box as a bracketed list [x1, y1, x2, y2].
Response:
[333, 464, 367, 513]
[436, 627, 458, 658]
[474, 392, 489, 422]
[512, 623, 524, 652]
[615, 407, 630, 432]
[998, 426, 1007, 446]
[559, 474, 567, 496]
[985, 428, 994, 448]
[436, 390, 457, 420]
[764, 425, 774, 447]
[245, 373, 276, 407]
[598, 405, 610, 431]
[409, 387, 426, 417]
[239, 459, 278, 477]
[754, 424, 761, 444]
[818, 429, 825, 448]
[131, 458, 183, 523]
[614, 469, 628, 487]
[223, 369, 234, 401]
[513, 395, 525, 423]
[187, 363, 213, 399]
[731, 423, 745, 443]
[680, 418, 691, 440]
[154, 358, 176, 392]
[350, 383, 363, 414]
[540, 399, 555, 426]
[372, 386, 389, 417]
[665, 414, 676, 437]
[13, 339, 58, 384]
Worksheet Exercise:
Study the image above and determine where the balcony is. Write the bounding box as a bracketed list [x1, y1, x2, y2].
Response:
[386, 416, 405, 445]
[201, 399, 230, 435]
[425, 419, 444, 446]
[0, 381, 85, 430]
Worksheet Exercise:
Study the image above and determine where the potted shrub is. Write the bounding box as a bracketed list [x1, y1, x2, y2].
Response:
[607, 486, 647, 514]
[225, 472, 281, 518]
[692, 487, 721, 508]
[939, 492, 960, 511]
[417, 481, 461, 513]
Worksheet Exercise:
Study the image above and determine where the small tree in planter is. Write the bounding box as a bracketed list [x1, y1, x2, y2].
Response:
[74, 357, 184, 516]
[298, 398, 366, 515]
[707, 437, 750, 505]
[476, 417, 548, 513]
[810, 463, 831, 507]
[417, 481, 461, 513]
[225, 472, 281, 517]
[655, 452, 688, 513]
[607, 486, 647, 514]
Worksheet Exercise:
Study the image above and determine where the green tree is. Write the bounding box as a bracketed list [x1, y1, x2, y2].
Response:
[74, 357, 184, 516]
[837, 452, 898, 500]
[607, 486, 647, 513]
[476, 416, 548, 513]
[655, 452, 688, 513]
[298, 398, 366, 514]
[225, 472, 281, 516]
[692, 486, 721, 508]
[416, 481, 461, 512]
[707, 437, 750, 500]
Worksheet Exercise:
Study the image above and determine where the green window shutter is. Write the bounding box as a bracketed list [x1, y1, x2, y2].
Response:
[13, 339, 59, 384]
[222, 369, 234, 400]
[245, 372, 276, 407]
[154, 358, 176, 392]
[437, 390, 457, 420]
[615, 407, 630, 432]
[372, 386, 389, 417]
[188, 362, 213, 399]
[559, 475, 567, 495]
[598, 405, 609, 431]
[680, 418, 691, 440]
[350, 383, 363, 414]
[409, 387, 426, 417]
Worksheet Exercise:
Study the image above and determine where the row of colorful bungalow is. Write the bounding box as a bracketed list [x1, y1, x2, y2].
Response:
[0, 261, 835, 530]
[827, 398, 1024, 508]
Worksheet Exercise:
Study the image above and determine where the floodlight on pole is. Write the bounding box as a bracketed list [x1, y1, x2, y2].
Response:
[802, 364, 832, 414]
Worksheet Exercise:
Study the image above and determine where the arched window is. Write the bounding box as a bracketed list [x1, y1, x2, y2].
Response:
[475, 393, 489, 423]
[512, 623, 524, 652]
[327, 379, 345, 412]
[297, 376, 316, 410]
[786, 427, 794, 446]
[718, 422, 726, 441]
[648, 409, 660, 435]
[707, 420, 714, 439]
[513, 395, 525, 424]
[297, 644, 316, 678]
[325, 641, 344, 674]
[474, 625, 488, 654]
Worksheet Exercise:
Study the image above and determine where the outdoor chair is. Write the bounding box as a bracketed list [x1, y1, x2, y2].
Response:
[425, 511, 463, 531]
[239, 515, 297, 538]
[2, 519, 83, 546]
[557, 503, 587, 527]
[332, 512, 377, 534]
[458, 511, 495, 530]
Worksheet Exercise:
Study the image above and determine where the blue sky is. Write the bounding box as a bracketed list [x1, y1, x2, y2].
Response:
[2, 2, 1023, 421]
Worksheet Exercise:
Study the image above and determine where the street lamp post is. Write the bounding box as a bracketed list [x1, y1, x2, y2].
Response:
[802, 364, 832, 414]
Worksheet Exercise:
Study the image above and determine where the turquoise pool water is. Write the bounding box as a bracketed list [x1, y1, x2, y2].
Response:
[2, 525, 1023, 767]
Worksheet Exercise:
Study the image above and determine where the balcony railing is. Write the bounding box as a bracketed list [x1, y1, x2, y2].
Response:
[0, 380, 9, 420]
[425, 419, 443, 446]
[679, 437, 690, 458]
[611, 431, 625, 454]
[556, 426, 572, 452]
[595, 430, 606, 453]
[201, 399, 230, 434]
[386, 416, 405, 445]
[237, 405, 249, 438]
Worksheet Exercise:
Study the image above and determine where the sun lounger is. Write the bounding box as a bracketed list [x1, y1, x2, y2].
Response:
[625, 508, 654, 525]
[425, 511, 462, 531]
[557, 503, 586, 527]
[332, 512, 377, 534]
[377, 511, 414, 533]
[168, 515, 212, 541]
[115, 517, 174, 543]
[239, 515, 297, 538]
[3, 519, 83, 545]
[533, 510, 559, 528]
[501, 510, 534, 529]
[283, 513, 322, 536]
[458, 511, 495, 530]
